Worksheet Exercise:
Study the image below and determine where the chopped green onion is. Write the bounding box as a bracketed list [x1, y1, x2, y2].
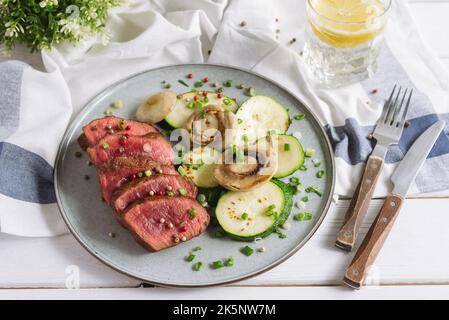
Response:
[178, 188, 187, 196]
[265, 204, 276, 216]
[178, 79, 189, 87]
[223, 80, 233, 87]
[193, 246, 202, 252]
[289, 177, 300, 186]
[316, 170, 325, 178]
[100, 142, 109, 149]
[223, 98, 231, 106]
[247, 87, 256, 97]
[237, 118, 243, 124]
[225, 256, 235, 267]
[241, 213, 249, 220]
[197, 194, 206, 203]
[186, 254, 196, 262]
[113, 100, 123, 109]
[294, 212, 313, 221]
[195, 100, 204, 108]
[313, 161, 322, 167]
[284, 143, 290, 151]
[241, 245, 254, 256]
[188, 208, 197, 219]
[306, 186, 322, 197]
[294, 185, 303, 195]
[194, 81, 204, 88]
[104, 109, 113, 116]
[294, 114, 305, 120]
[193, 261, 203, 271]
[167, 191, 174, 197]
[241, 134, 249, 142]
[302, 196, 309, 202]
[305, 148, 315, 158]
[178, 166, 187, 176]
[299, 165, 308, 171]
[204, 96, 209, 103]
[214, 230, 225, 238]
[186, 101, 195, 109]
[212, 260, 225, 269]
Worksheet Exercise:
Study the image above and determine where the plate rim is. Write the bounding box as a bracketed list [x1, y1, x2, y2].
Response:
[54, 63, 336, 288]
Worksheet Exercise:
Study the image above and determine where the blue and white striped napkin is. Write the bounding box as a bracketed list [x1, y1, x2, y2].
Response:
[0, 58, 72, 236]
[209, 0, 449, 197]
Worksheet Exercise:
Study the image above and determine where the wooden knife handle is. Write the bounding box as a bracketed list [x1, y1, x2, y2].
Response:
[343, 194, 404, 289]
[336, 156, 384, 251]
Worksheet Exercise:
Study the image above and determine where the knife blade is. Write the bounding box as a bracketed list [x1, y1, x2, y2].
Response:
[391, 120, 446, 197]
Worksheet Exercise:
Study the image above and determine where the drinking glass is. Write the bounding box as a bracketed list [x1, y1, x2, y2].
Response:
[303, 0, 392, 88]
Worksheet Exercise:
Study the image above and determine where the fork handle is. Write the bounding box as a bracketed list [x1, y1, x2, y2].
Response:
[336, 156, 384, 251]
[343, 194, 404, 289]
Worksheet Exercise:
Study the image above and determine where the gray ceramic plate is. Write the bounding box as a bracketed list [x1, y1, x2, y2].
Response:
[54, 64, 335, 287]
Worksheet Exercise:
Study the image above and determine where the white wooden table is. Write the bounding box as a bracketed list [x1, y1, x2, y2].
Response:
[1, 0, 449, 299]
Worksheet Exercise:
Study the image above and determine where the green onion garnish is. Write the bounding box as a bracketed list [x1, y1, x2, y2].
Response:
[237, 118, 243, 124]
[284, 143, 290, 151]
[186, 254, 195, 262]
[186, 101, 195, 109]
[194, 81, 204, 88]
[299, 165, 308, 171]
[241, 245, 254, 256]
[193, 246, 202, 252]
[223, 80, 232, 87]
[178, 79, 189, 87]
[225, 256, 235, 267]
[214, 230, 225, 238]
[305, 148, 315, 158]
[294, 114, 305, 120]
[178, 166, 187, 176]
[166, 191, 174, 197]
[289, 177, 300, 186]
[144, 170, 152, 177]
[188, 208, 197, 219]
[314, 161, 322, 167]
[197, 194, 206, 203]
[302, 196, 309, 202]
[113, 100, 123, 109]
[193, 261, 203, 271]
[316, 170, 325, 178]
[223, 98, 231, 105]
[212, 260, 225, 269]
[247, 87, 256, 97]
[178, 188, 187, 196]
[100, 142, 109, 149]
[241, 213, 249, 220]
[241, 134, 249, 142]
[294, 212, 313, 221]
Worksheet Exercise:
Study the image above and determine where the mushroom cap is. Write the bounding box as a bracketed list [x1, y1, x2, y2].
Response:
[213, 144, 278, 191]
[136, 91, 177, 124]
[184, 105, 235, 149]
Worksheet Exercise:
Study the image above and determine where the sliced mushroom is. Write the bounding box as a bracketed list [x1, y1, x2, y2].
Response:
[214, 144, 278, 191]
[184, 105, 235, 149]
[136, 91, 177, 124]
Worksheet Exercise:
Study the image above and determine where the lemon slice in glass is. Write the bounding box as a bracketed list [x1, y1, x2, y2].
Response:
[309, 0, 387, 48]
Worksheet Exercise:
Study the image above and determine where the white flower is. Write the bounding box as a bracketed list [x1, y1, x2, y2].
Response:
[39, 1, 47, 8]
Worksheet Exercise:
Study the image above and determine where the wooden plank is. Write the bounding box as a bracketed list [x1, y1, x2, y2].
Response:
[1, 285, 449, 300]
[1, 198, 449, 288]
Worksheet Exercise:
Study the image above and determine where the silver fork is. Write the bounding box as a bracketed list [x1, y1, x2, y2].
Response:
[335, 85, 413, 251]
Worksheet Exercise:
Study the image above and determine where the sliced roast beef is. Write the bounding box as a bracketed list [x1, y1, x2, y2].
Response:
[87, 132, 174, 166]
[80, 116, 158, 149]
[122, 196, 210, 251]
[97, 157, 177, 203]
[112, 174, 197, 213]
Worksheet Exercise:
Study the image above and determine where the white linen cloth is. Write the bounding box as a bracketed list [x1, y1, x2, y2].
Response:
[1, 0, 448, 237]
